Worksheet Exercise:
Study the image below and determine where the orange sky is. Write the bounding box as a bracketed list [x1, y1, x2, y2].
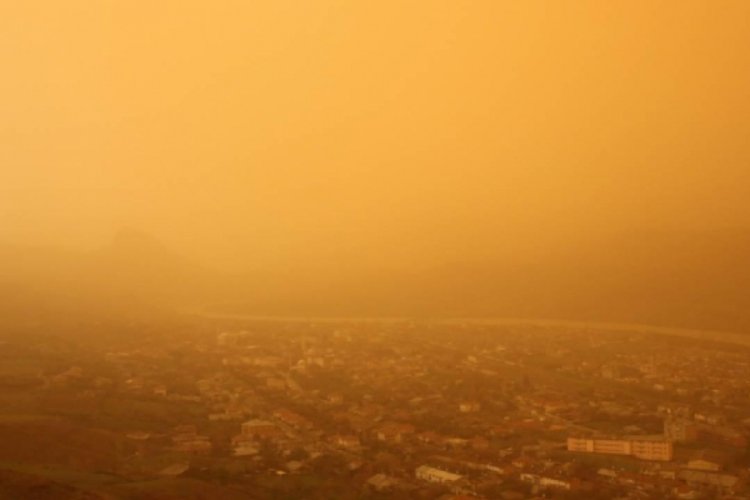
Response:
[2, 1, 749, 272]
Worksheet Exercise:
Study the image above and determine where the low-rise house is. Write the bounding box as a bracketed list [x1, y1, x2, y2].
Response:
[240, 419, 285, 440]
[376, 422, 415, 443]
[445, 437, 469, 448]
[366, 473, 398, 492]
[159, 462, 190, 477]
[677, 470, 739, 490]
[470, 437, 490, 451]
[417, 431, 445, 446]
[415, 465, 463, 484]
[597, 468, 617, 479]
[327, 393, 343, 404]
[266, 377, 287, 391]
[685, 459, 718, 472]
[540, 476, 572, 490]
[126, 431, 152, 441]
[209, 411, 243, 421]
[233, 442, 259, 456]
[685, 451, 724, 472]
[459, 401, 481, 413]
[274, 409, 313, 430]
[172, 427, 212, 454]
[331, 434, 361, 450]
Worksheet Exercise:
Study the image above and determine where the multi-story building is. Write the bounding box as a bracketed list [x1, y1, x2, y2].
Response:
[664, 417, 698, 442]
[630, 438, 674, 461]
[567, 436, 673, 461]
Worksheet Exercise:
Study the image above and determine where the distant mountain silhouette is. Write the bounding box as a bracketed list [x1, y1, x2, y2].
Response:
[85, 228, 215, 302]
[0, 229, 215, 320]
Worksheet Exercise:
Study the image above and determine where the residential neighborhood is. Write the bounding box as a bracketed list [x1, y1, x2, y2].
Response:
[2, 315, 750, 498]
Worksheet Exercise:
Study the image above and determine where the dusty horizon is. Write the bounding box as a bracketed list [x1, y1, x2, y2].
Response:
[4, 4, 750, 498]
[3, 1, 750, 275]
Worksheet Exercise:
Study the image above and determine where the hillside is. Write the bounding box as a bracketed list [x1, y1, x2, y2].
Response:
[0, 230, 216, 321]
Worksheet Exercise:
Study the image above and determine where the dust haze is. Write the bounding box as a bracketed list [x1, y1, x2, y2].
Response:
[3, 1, 750, 328]
[2, 3, 750, 499]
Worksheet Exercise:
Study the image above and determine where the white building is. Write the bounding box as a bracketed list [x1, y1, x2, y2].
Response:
[459, 401, 481, 413]
[415, 465, 463, 484]
[567, 436, 673, 461]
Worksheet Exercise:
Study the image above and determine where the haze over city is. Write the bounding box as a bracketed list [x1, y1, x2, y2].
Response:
[2, 2, 750, 499]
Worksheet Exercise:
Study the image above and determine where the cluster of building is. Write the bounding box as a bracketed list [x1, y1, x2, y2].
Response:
[9, 317, 750, 498]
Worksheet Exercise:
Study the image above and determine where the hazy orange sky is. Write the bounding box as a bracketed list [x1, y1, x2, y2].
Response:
[2, 1, 749, 272]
